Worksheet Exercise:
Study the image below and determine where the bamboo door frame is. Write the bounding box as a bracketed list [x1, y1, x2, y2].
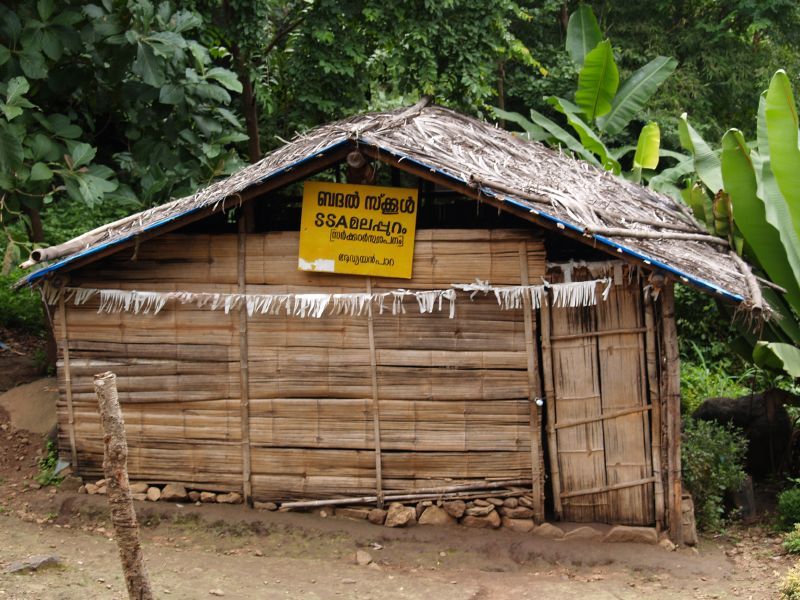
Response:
[539, 271, 665, 529]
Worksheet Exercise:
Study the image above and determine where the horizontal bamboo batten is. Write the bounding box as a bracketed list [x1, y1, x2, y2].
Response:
[56, 229, 547, 501]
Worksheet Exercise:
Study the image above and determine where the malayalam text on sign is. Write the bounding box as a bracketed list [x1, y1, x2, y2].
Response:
[298, 181, 418, 279]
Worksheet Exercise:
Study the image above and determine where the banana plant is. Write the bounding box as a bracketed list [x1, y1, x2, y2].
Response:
[679, 70, 800, 379]
[494, 5, 679, 181]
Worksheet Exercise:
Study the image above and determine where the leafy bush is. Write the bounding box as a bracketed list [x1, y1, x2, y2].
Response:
[779, 485, 800, 531]
[782, 566, 800, 600]
[35, 440, 62, 487]
[680, 361, 754, 415]
[0, 268, 44, 332]
[785, 525, 800, 554]
[682, 417, 747, 531]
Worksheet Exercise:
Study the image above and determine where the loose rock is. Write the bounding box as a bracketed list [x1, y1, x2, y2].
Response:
[443, 500, 466, 519]
[500, 506, 534, 519]
[216, 492, 242, 504]
[384, 503, 416, 528]
[161, 483, 188, 502]
[146, 487, 161, 502]
[501, 517, 535, 533]
[335, 507, 370, 520]
[533, 523, 565, 539]
[564, 526, 603, 541]
[3, 555, 61, 574]
[418, 506, 456, 526]
[129, 482, 148, 494]
[464, 505, 495, 517]
[461, 511, 501, 529]
[603, 525, 658, 545]
[368, 508, 387, 525]
[518, 496, 534, 508]
[355, 550, 373, 566]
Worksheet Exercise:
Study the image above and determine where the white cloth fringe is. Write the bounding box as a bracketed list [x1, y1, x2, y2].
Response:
[46, 277, 613, 320]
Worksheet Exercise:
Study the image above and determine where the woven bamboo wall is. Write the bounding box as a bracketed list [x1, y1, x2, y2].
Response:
[544, 265, 656, 526]
[55, 229, 545, 500]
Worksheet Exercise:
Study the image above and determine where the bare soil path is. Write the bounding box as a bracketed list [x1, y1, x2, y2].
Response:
[0, 394, 793, 599]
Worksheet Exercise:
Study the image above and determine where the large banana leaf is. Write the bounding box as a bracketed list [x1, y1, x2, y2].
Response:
[597, 56, 677, 135]
[547, 96, 620, 173]
[765, 70, 800, 241]
[721, 129, 800, 310]
[633, 122, 660, 170]
[566, 5, 602, 68]
[575, 40, 619, 121]
[527, 108, 602, 167]
[754, 93, 800, 315]
[679, 113, 723, 193]
[753, 341, 800, 378]
[492, 107, 549, 142]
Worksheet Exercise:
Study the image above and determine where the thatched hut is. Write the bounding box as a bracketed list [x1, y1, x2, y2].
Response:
[17, 100, 762, 542]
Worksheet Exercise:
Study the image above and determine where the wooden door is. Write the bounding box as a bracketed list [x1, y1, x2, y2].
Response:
[542, 267, 656, 525]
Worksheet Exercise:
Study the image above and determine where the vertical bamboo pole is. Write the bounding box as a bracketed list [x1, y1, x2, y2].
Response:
[57, 296, 78, 469]
[659, 282, 683, 543]
[539, 286, 562, 519]
[519, 242, 544, 523]
[644, 292, 665, 530]
[365, 277, 384, 508]
[94, 371, 154, 600]
[238, 218, 252, 505]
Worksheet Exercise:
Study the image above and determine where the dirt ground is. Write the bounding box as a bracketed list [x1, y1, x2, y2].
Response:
[0, 381, 796, 599]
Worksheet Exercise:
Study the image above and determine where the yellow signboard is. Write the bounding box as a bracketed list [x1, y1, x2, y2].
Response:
[298, 181, 418, 279]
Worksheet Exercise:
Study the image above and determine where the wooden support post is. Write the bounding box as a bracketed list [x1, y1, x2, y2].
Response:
[365, 277, 384, 508]
[94, 371, 154, 600]
[644, 293, 666, 530]
[57, 296, 78, 469]
[660, 283, 683, 543]
[539, 288, 563, 519]
[519, 242, 544, 523]
[237, 218, 252, 505]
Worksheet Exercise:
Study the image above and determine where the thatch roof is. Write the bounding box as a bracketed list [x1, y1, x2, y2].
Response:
[18, 100, 763, 310]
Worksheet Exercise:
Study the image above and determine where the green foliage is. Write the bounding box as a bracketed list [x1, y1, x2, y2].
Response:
[682, 417, 747, 531]
[779, 484, 800, 531]
[35, 440, 62, 487]
[0, 268, 43, 331]
[676, 71, 800, 381]
[495, 5, 677, 181]
[680, 360, 752, 416]
[784, 524, 800, 554]
[781, 566, 800, 600]
[0, 0, 245, 261]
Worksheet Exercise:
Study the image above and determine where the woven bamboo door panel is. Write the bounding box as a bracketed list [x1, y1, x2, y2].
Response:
[546, 269, 655, 525]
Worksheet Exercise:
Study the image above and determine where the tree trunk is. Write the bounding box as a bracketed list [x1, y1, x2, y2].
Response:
[22, 204, 57, 366]
[94, 371, 154, 600]
[22, 205, 44, 243]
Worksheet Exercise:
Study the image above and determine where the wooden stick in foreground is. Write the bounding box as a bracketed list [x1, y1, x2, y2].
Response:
[94, 371, 154, 600]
